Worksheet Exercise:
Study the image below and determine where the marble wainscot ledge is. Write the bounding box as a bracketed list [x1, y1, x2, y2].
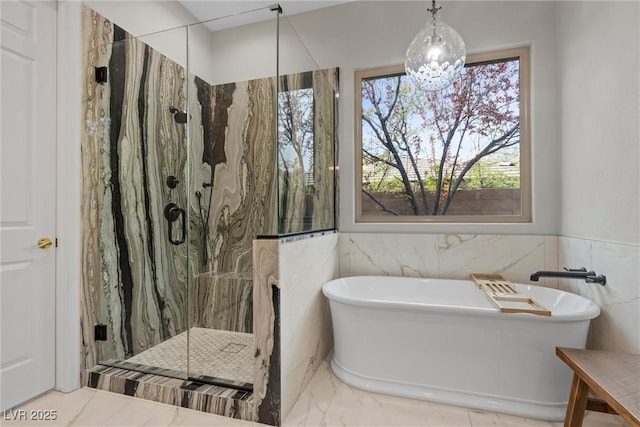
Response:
[83, 365, 255, 421]
[276, 229, 337, 244]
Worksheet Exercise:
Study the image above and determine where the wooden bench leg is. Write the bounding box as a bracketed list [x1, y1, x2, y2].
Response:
[565, 373, 590, 427]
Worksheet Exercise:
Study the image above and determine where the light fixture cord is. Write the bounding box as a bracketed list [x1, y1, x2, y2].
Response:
[428, 0, 441, 20]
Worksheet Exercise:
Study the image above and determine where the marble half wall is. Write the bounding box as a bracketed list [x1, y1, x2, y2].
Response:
[279, 232, 339, 419]
[252, 232, 339, 425]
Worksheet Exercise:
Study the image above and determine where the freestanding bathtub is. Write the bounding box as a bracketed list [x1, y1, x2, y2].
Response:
[322, 276, 600, 421]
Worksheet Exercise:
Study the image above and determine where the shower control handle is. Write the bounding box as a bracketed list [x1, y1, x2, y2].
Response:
[164, 203, 186, 245]
[166, 175, 180, 189]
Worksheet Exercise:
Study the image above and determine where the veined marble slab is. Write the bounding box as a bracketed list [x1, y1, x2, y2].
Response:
[80, 7, 338, 426]
[80, 5, 338, 377]
[84, 365, 255, 421]
[81, 7, 189, 367]
[252, 239, 280, 425]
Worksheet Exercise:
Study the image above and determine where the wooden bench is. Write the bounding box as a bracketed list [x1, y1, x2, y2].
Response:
[556, 347, 640, 427]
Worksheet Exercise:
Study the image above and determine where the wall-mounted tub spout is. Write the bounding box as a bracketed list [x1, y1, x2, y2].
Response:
[530, 267, 606, 286]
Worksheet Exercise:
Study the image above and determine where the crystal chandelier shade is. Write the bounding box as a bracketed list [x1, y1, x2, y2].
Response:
[405, 1, 466, 91]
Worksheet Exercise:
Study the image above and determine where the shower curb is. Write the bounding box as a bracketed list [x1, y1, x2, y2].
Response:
[82, 365, 255, 421]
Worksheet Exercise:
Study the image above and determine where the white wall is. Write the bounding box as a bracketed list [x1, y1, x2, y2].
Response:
[202, 12, 319, 85]
[81, 2, 304, 91]
[286, 1, 561, 235]
[557, 1, 640, 245]
[57, 0, 83, 393]
[83, 0, 217, 83]
[84, 0, 196, 37]
[84, 0, 193, 65]
[555, 1, 639, 354]
[204, 18, 277, 85]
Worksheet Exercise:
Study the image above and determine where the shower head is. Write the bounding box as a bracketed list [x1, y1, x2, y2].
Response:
[169, 106, 188, 124]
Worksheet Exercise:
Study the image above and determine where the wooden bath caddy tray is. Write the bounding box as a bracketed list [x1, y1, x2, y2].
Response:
[470, 273, 551, 316]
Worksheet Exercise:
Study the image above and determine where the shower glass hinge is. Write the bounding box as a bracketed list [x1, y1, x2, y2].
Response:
[95, 66, 108, 84]
[94, 324, 107, 341]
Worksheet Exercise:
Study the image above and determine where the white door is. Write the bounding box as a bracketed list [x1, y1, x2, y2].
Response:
[0, 0, 57, 411]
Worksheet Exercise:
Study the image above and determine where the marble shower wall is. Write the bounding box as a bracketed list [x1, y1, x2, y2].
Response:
[81, 8, 190, 368]
[188, 74, 279, 333]
[80, 6, 338, 371]
[192, 67, 338, 331]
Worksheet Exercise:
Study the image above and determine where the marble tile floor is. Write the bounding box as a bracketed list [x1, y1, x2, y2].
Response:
[3, 357, 628, 427]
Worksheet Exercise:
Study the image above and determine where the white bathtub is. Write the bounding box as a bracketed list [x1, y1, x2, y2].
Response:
[322, 276, 600, 421]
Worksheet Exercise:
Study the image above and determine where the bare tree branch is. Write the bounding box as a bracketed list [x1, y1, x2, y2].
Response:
[363, 190, 400, 216]
[361, 59, 521, 216]
[363, 148, 398, 168]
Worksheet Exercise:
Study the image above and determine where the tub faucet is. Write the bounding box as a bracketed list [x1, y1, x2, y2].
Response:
[530, 267, 606, 286]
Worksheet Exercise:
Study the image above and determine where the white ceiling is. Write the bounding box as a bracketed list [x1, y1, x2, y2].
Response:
[178, 1, 350, 31]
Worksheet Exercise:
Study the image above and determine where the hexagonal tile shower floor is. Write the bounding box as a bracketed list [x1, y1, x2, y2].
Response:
[125, 327, 254, 387]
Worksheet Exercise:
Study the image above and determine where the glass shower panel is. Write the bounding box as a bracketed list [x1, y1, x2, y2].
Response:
[186, 7, 278, 389]
[89, 23, 190, 379]
[277, 14, 338, 235]
[84, 3, 337, 392]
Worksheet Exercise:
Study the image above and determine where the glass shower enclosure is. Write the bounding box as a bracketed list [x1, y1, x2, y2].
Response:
[83, 4, 337, 391]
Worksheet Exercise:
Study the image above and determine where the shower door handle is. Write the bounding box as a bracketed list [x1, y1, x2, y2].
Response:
[164, 203, 186, 245]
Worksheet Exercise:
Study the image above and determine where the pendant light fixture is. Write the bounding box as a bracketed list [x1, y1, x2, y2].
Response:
[405, 0, 466, 91]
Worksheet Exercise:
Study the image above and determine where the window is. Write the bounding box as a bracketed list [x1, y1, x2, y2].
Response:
[355, 46, 531, 223]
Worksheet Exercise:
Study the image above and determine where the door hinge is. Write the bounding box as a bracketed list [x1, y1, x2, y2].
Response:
[94, 324, 107, 341]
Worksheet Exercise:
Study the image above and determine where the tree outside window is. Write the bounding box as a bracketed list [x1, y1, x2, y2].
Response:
[356, 46, 531, 222]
